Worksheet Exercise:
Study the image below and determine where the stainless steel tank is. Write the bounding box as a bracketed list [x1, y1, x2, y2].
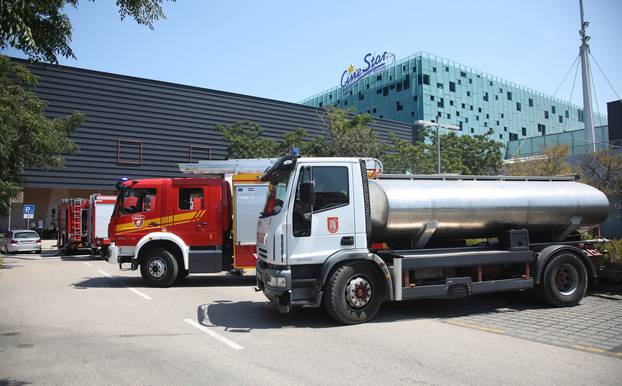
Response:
[368, 177, 610, 243]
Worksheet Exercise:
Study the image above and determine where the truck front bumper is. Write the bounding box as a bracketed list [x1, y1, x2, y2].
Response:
[106, 243, 135, 268]
[256, 260, 292, 313]
[106, 242, 119, 264]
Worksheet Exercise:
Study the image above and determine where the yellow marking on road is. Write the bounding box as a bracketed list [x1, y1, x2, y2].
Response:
[573, 344, 606, 353]
[446, 320, 505, 334]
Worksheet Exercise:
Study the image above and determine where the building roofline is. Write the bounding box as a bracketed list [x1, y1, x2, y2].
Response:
[11, 57, 322, 112]
[8, 56, 415, 129]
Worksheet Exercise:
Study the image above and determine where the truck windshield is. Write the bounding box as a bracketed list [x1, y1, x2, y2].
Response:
[261, 171, 291, 218]
[119, 188, 157, 215]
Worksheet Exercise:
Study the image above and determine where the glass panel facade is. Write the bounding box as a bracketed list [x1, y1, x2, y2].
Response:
[301, 52, 607, 151]
[505, 125, 610, 158]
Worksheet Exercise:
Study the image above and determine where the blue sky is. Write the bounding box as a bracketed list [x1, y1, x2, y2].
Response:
[3, 0, 621, 113]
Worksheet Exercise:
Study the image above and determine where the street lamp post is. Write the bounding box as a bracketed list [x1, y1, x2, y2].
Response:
[414, 118, 460, 174]
[436, 113, 441, 174]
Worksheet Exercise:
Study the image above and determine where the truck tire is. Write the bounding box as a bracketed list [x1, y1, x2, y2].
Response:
[538, 252, 588, 307]
[140, 248, 179, 287]
[324, 261, 383, 325]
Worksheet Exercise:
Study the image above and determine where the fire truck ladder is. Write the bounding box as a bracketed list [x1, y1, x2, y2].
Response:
[178, 158, 279, 175]
[72, 199, 82, 241]
[179, 158, 383, 176]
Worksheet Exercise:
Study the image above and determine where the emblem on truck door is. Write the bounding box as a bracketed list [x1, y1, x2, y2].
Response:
[132, 214, 145, 228]
[327, 217, 339, 233]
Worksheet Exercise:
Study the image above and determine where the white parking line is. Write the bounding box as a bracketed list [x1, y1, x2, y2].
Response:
[98, 269, 112, 278]
[183, 318, 243, 350]
[128, 287, 152, 300]
[97, 269, 152, 300]
[84, 262, 91, 266]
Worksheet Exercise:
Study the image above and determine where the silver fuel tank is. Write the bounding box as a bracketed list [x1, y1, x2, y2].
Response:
[368, 176, 610, 243]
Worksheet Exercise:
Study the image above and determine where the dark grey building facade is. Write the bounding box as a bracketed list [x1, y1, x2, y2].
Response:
[5, 59, 414, 231]
[607, 100, 622, 145]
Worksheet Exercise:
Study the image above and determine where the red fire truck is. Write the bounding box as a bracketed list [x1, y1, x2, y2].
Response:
[86, 194, 116, 257]
[106, 159, 276, 287]
[57, 198, 89, 250]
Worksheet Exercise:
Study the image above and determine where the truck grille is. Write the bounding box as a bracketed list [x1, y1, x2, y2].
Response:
[258, 247, 268, 259]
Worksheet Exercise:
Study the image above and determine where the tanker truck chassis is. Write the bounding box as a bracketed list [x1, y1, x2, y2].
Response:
[255, 156, 611, 324]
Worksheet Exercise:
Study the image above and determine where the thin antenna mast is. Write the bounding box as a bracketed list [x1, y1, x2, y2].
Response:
[579, 0, 596, 153]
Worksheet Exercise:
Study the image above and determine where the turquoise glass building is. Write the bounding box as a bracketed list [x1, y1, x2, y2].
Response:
[301, 52, 607, 149]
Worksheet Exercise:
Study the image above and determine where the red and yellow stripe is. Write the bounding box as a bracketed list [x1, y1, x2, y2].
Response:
[115, 210, 206, 234]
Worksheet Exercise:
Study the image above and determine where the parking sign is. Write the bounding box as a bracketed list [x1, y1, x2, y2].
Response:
[23, 204, 35, 219]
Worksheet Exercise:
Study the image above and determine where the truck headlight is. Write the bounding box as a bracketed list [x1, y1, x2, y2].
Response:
[266, 274, 287, 288]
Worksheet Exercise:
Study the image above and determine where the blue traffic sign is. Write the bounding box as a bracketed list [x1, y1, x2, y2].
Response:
[23, 204, 35, 219]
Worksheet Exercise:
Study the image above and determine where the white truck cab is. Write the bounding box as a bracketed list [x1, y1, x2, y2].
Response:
[256, 156, 391, 322]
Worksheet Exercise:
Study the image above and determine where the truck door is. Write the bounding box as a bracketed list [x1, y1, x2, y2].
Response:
[114, 182, 162, 248]
[170, 181, 209, 246]
[287, 164, 356, 264]
[170, 179, 224, 273]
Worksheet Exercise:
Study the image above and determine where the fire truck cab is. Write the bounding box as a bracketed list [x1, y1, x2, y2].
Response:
[107, 159, 275, 287]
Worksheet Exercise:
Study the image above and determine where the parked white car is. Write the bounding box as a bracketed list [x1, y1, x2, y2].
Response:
[1, 230, 42, 254]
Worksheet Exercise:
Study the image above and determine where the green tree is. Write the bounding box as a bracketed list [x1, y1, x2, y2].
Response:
[317, 107, 387, 158]
[0, 0, 172, 63]
[440, 131, 503, 175]
[218, 108, 388, 160]
[577, 148, 622, 198]
[382, 132, 434, 174]
[215, 120, 279, 159]
[383, 129, 502, 175]
[0, 56, 83, 215]
[278, 127, 326, 157]
[502, 144, 573, 176]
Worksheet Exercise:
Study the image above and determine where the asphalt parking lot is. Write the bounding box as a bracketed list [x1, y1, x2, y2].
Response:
[1, 250, 621, 386]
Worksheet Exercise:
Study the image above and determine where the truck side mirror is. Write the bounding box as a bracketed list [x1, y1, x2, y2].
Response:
[300, 181, 315, 206]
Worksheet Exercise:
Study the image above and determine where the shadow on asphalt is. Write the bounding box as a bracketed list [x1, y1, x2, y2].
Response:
[71, 274, 255, 289]
[200, 291, 544, 330]
[201, 288, 621, 330]
[0, 379, 32, 386]
[0, 263, 23, 269]
[198, 301, 335, 331]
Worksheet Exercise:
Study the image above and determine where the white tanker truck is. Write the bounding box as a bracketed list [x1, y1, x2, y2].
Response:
[255, 156, 611, 324]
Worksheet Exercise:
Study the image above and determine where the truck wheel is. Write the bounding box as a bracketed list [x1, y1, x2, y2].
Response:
[539, 252, 588, 307]
[140, 248, 179, 287]
[324, 261, 383, 325]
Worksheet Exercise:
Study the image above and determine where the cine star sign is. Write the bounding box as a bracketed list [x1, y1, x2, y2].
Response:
[340, 51, 389, 92]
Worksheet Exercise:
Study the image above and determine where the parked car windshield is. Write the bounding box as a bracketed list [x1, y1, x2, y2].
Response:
[14, 231, 39, 239]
